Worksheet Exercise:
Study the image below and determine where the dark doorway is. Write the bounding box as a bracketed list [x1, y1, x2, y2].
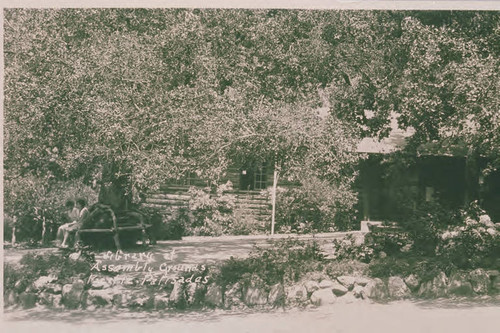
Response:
[239, 163, 267, 191]
[240, 167, 255, 191]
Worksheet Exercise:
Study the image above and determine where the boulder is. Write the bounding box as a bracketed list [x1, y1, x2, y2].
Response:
[330, 281, 349, 296]
[205, 284, 224, 308]
[418, 272, 448, 299]
[303, 280, 320, 294]
[387, 276, 411, 299]
[337, 276, 356, 290]
[90, 277, 112, 290]
[268, 283, 285, 306]
[335, 292, 360, 304]
[45, 283, 62, 294]
[38, 291, 55, 307]
[32, 275, 57, 291]
[130, 294, 154, 310]
[143, 296, 156, 310]
[51, 295, 63, 309]
[112, 290, 131, 309]
[19, 292, 37, 309]
[355, 277, 372, 287]
[448, 272, 474, 296]
[352, 285, 365, 299]
[169, 281, 185, 305]
[318, 279, 335, 289]
[5, 290, 18, 307]
[61, 280, 85, 309]
[469, 269, 490, 295]
[310, 289, 336, 306]
[224, 282, 243, 309]
[186, 282, 205, 306]
[154, 294, 170, 310]
[433, 272, 449, 297]
[363, 278, 388, 300]
[244, 286, 268, 306]
[286, 284, 308, 304]
[404, 274, 420, 291]
[417, 281, 433, 299]
[87, 289, 113, 307]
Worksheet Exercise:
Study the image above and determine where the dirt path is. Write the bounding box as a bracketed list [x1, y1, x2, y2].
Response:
[3, 299, 500, 333]
[3, 232, 362, 266]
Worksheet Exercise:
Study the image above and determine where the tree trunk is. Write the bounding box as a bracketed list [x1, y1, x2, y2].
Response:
[98, 162, 132, 212]
[271, 163, 280, 235]
[41, 216, 48, 245]
[12, 226, 16, 246]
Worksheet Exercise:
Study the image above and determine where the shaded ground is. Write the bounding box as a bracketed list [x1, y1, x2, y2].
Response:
[3, 232, 362, 266]
[3, 299, 500, 333]
[4, 232, 362, 287]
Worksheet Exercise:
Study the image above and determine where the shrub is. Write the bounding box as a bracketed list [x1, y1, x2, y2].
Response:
[331, 234, 375, 263]
[4, 215, 14, 242]
[273, 187, 323, 233]
[227, 213, 266, 235]
[398, 201, 461, 256]
[214, 238, 325, 288]
[141, 207, 188, 241]
[4, 249, 95, 294]
[4, 175, 98, 244]
[164, 210, 187, 240]
[271, 180, 358, 234]
[437, 212, 500, 270]
[186, 181, 237, 236]
[366, 204, 500, 281]
[323, 259, 369, 277]
[364, 227, 412, 257]
[368, 255, 456, 283]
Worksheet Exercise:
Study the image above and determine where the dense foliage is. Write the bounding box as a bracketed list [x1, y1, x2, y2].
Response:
[274, 184, 359, 233]
[4, 250, 95, 295]
[4, 177, 98, 243]
[215, 239, 325, 287]
[4, 9, 499, 238]
[365, 202, 500, 279]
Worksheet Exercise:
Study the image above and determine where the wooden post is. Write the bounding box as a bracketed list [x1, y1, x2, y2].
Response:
[271, 164, 280, 235]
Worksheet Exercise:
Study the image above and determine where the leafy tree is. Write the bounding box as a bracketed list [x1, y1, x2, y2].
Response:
[4, 9, 366, 213]
[322, 11, 500, 204]
[198, 102, 361, 233]
[6, 9, 497, 234]
[396, 14, 500, 201]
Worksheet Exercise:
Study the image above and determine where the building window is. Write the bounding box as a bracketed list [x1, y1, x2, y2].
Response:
[254, 164, 267, 190]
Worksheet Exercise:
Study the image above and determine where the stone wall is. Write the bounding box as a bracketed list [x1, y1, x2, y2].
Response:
[6, 268, 500, 312]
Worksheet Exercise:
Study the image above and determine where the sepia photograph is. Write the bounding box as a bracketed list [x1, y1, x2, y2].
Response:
[2, 2, 500, 332]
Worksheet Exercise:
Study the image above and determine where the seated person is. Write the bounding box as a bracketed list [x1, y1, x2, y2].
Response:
[57, 198, 89, 248]
[56, 200, 79, 247]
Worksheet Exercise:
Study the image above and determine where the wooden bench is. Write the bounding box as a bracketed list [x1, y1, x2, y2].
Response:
[75, 205, 151, 250]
